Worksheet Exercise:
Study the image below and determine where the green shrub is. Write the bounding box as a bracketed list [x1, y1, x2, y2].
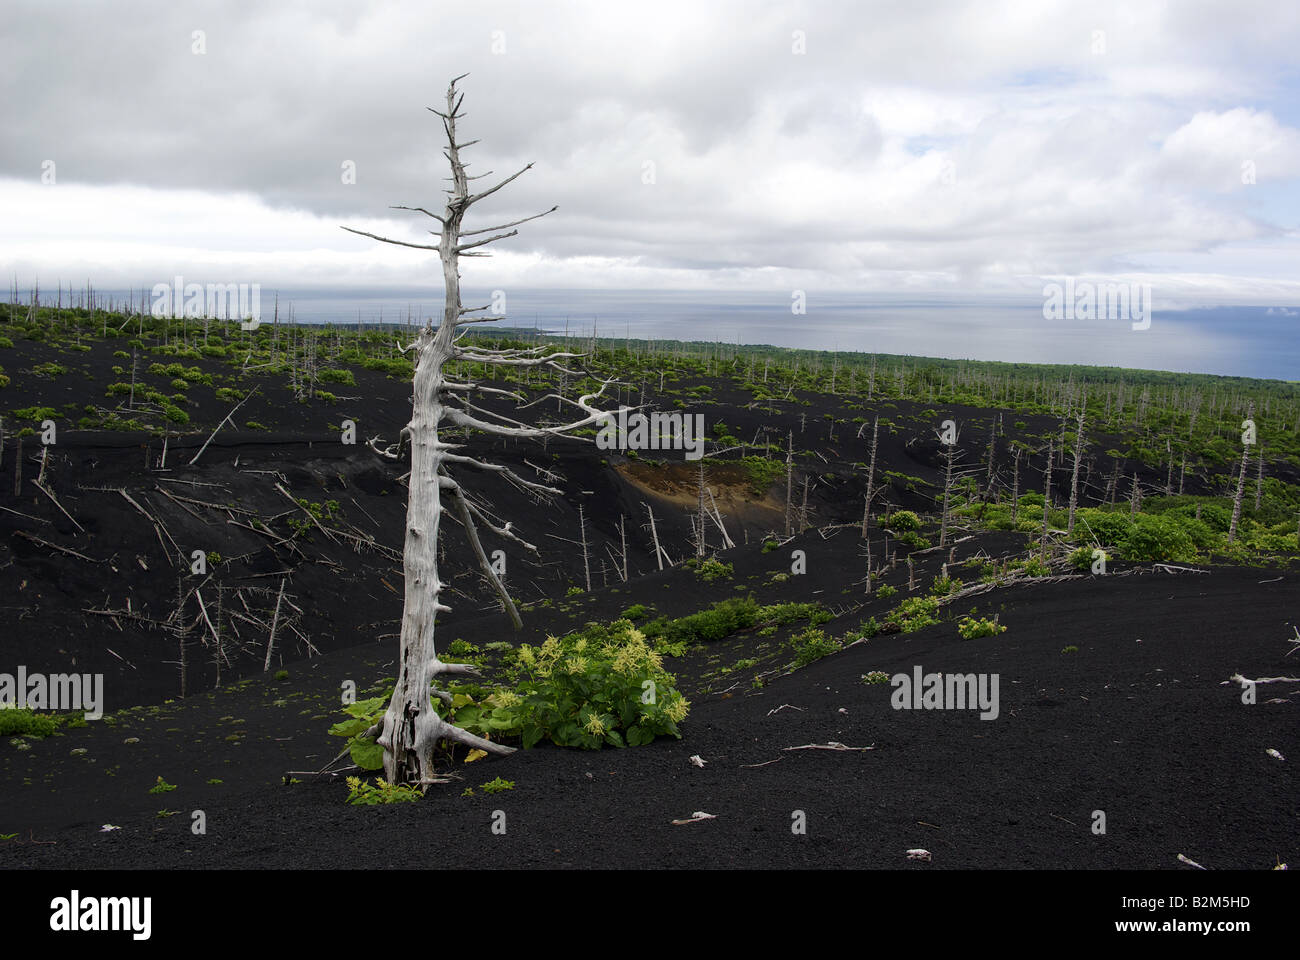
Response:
[345, 776, 421, 805]
[697, 558, 733, 582]
[874, 584, 898, 600]
[886, 510, 920, 531]
[928, 575, 962, 596]
[318, 368, 356, 385]
[507, 621, 689, 749]
[897, 530, 930, 550]
[1018, 556, 1052, 577]
[0, 708, 60, 738]
[790, 626, 841, 667]
[1067, 546, 1092, 571]
[886, 596, 941, 633]
[481, 776, 515, 794]
[957, 615, 1006, 640]
[620, 604, 650, 621]
[11, 406, 58, 421]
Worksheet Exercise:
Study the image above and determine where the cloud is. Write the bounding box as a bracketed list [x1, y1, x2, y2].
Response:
[0, 0, 1298, 305]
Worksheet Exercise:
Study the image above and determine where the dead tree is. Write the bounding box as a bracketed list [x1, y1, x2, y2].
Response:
[1066, 407, 1085, 536]
[1228, 402, 1254, 543]
[1008, 445, 1021, 524]
[784, 430, 794, 536]
[1041, 440, 1053, 559]
[861, 415, 878, 538]
[577, 503, 592, 591]
[937, 423, 962, 548]
[344, 76, 626, 787]
[1255, 444, 1264, 511]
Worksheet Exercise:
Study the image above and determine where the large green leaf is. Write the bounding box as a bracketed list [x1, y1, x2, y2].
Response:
[328, 717, 370, 738]
[349, 736, 384, 770]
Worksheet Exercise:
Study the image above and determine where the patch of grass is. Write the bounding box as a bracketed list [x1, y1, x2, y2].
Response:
[481, 776, 515, 794]
[345, 776, 421, 805]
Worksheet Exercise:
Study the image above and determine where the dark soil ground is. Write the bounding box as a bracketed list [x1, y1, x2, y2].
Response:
[1, 331, 1297, 875]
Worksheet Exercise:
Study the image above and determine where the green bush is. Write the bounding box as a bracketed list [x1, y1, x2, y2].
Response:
[928, 575, 962, 596]
[0, 708, 60, 738]
[346, 776, 421, 805]
[886, 596, 941, 633]
[886, 510, 920, 531]
[957, 615, 1006, 640]
[897, 530, 931, 550]
[697, 558, 733, 582]
[505, 621, 689, 749]
[790, 626, 841, 667]
[318, 367, 355, 385]
[10, 406, 58, 422]
[1067, 546, 1100, 571]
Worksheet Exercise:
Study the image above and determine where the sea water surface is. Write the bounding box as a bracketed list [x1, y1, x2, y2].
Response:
[84, 288, 1300, 381]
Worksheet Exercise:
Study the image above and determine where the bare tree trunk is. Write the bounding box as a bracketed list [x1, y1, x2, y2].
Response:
[578, 503, 592, 590]
[1041, 441, 1053, 559]
[695, 462, 708, 558]
[784, 430, 794, 536]
[351, 78, 643, 784]
[1067, 410, 1084, 536]
[1010, 446, 1020, 525]
[1228, 404, 1253, 543]
[263, 578, 285, 672]
[984, 418, 996, 498]
[644, 502, 667, 570]
[940, 443, 955, 548]
[861, 416, 878, 538]
[1255, 444, 1264, 511]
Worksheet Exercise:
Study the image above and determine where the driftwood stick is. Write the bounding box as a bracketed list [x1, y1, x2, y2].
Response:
[13, 530, 99, 562]
[33, 479, 84, 533]
[193, 589, 221, 647]
[263, 578, 286, 671]
[275, 483, 339, 543]
[189, 386, 260, 465]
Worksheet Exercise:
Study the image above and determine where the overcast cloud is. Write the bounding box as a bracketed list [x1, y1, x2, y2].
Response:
[1, 0, 1298, 308]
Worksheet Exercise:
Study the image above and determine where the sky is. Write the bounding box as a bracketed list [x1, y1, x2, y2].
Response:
[1, 0, 1298, 372]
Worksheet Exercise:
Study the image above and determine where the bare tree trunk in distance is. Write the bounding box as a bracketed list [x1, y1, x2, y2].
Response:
[861, 416, 878, 538]
[1041, 440, 1053, 559]
[1067, 408, 1085, 537]
[1228, 402, 1254, 544]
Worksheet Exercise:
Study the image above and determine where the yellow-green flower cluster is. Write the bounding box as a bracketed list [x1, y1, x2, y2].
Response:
[663, 696, 690, 724]
[610, 627, 662, 675]
[583, 713, 606, 736]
